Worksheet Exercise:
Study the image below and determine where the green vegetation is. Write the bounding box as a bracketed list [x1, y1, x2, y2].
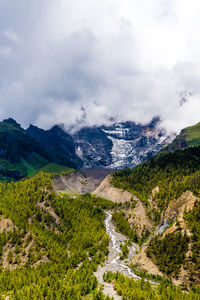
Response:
[112, 146, 200, 214]
[0, 119, 50, 179]
[184, 201, 200, 283]
[112, 211, 138, 243]
[120, 242, 129, 260]
[103, 272, 200, 299]
[0, 119, 78, 180]
[1, 120, 200, 297]
[15, 153, 49, 176]
[111, 139, 200, 289]
[39, 163, 74, 175]
[147, 231, 189, 276]
[0, 155, 75, 179]
[164, 121, 200, 152]
[130, 263, 167, 282]
[0, 173, 114, 299]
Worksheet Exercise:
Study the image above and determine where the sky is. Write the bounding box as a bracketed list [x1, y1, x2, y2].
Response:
[0, 0, 200, 133]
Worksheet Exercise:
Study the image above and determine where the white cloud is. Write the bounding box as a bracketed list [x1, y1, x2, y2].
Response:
[3, 28, 19, 42]
[0, 46, 13, 58]
[0, 0, 200, 134]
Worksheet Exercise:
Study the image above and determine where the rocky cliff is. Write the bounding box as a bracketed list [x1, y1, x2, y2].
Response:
[73, 117, 173, 169]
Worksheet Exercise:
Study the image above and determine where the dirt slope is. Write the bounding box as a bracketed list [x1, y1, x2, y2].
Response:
[162, 191, 199, 237]
[132, 191, 200, 285]
[94, 175, 153, 237]
[0, 217, 15, 233]
[53, 172, 101, 194]
[93, 175, 133, 202]
[132, 245, 164, 277]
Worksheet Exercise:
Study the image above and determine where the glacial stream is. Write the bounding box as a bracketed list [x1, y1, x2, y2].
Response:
[94, 211, 140, 299]
[104, 211, 140, 278]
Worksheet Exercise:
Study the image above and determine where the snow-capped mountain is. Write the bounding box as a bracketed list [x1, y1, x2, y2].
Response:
[73, 117, 174, 169]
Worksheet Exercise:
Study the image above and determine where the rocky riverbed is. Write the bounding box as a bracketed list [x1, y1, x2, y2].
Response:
[94, 211, 140, 299]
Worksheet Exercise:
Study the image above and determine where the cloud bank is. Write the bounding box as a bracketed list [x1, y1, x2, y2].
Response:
[0, 0, 200, 133]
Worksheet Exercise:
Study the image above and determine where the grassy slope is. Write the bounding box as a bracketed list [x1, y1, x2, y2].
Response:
[183, 122, 200, 146]
[0, 120, 75, 179]
[39, 163, 75, 175]
[0, 156, 75, 178]
[16, 153, 49, 176]
[0, 120, 49, 178]
[0, 157, 75, 179]
[164, 122, 200, 152]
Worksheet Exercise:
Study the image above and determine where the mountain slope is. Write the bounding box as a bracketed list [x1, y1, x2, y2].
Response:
[0, 172, 115, 298]
[163, 121, 200, 152]
[27, 124, 83, 169]
[73, 127, 113, 167]
[110, 145, 200, 286]
[73, 117, 173, 169]
[0, 116, 173, 178]
[0, 148, 200, 297]
[0, 119, 51, 179]
[0, 119, 75, 179]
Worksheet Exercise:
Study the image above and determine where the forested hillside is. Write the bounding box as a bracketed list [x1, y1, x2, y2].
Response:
[111, 145, 200, 287]
[0, 173, 115, 299]
[0, 122, 200, 298]
[0, 159, 199, 298]
[112, 145, 200, 210]
[103, 272, 200, 299]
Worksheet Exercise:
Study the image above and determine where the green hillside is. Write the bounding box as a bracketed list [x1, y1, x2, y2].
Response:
[164, 122, 200, 152]
[112, 145, 200, 286]
[0, 157, 200, 298]
[112, 145, 200, 209]
[0, 172, 199, 299]
[0, 172, 115, 299]
[0, 119, 75, 179]
[39, 163, 74, 175]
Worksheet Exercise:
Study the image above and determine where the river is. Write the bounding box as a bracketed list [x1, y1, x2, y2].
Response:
[94, 211, 140, 299]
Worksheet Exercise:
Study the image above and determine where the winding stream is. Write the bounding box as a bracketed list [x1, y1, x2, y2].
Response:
[104, 211, 140, 278]
[95, 211, 140, 299]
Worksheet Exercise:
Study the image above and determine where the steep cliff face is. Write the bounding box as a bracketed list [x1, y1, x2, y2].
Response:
[73, 127, 113, 167]
[73, 117, 173, 169]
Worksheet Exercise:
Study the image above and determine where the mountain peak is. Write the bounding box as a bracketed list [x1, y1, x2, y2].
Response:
[3, 118, 21, 128]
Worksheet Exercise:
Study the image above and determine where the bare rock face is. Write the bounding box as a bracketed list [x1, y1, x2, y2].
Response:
[73, 117, 173, 169]
[93, 175, 133, 203]
[160, 191, 200, 237]
[53, 172, 103, 194]
[0, 216, 15, 233]
[132, 245, 164, 277]
[25, 116, 174, 171]
[94, 175, 153, 236]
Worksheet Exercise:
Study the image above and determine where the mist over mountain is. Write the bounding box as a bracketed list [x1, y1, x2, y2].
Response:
[73, 116, 173, 169]
[0, 116, 175, 180]
[25, 116, 173, 170]
[1, 1, 200, 133]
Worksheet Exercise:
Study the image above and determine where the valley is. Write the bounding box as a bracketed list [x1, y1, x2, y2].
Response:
[1, 0, 200, 298]
[94, 211, 139, 299]
[0, 118, 200, 298]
